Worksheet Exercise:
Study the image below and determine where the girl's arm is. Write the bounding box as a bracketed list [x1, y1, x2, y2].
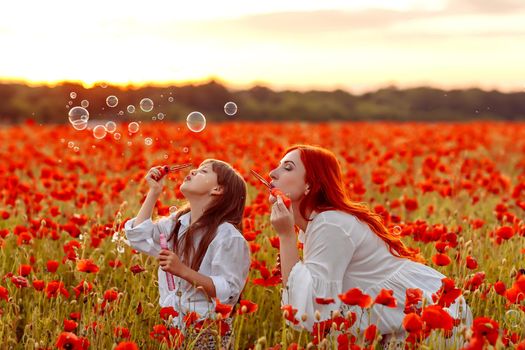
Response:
[133, 167, 164, 227]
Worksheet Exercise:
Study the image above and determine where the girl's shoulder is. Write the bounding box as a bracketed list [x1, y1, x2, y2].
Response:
[313, 210, 361, 231]
[215, 221, 245, 241]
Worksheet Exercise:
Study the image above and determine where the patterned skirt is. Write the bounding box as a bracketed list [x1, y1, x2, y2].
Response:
[185, 317, 234, 350]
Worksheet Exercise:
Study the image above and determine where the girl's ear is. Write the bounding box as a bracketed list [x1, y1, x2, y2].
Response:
[210, 185, 224, 196]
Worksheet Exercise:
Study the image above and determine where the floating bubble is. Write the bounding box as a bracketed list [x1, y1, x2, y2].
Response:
[68, 101, 73, 105]
[127, 105, 135, 113]
[106, 95, 118, 108]
[224, 102, 238, 116]
[152, 116, 156, 121]
[163, 154, 169, 159]
[169, 206, 178, 214]
[168, 97, 174, 102]
[70, 92, 77, 99]
[114, 132, 121, 140]
[183, 147, 189, 153]
[81, 100, 89, 108]
[73, 146, 79, 152]
[504, 309, 521, 328]
[117, 245, 125, 254]
[157, 113, 165, 120]
[100, 82, 108, 88]
[68, 106, 90, 124]
[145, 137, 153, 146]
[93, 125, 107, 139]
[118, 110, 124, 116]
[105, 121, 117, 133]
[186, 111, 206, 132]
[68, 141, 74, 148]
[128, 122, 139, 134]
[139, 98, 154, 112]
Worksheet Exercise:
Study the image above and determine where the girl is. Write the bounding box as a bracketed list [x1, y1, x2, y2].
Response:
[268, 145, 472, 349]
[124, 159, 250, 349]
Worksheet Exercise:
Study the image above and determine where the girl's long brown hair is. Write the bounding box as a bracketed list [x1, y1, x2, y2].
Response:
[285, 145, 425, 263]
[168, 159, 247, 271]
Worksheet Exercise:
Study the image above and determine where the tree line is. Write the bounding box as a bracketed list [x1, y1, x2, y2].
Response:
[0, 80, 524, 123]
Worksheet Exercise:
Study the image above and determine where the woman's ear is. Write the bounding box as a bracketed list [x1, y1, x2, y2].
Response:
[210, 186, 224, 196]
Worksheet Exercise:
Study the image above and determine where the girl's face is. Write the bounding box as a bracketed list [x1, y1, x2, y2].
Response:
[180, 163, 222, 196]
[268, 149, 309, 204]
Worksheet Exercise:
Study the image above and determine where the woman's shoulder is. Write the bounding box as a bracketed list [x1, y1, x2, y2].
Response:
[313, 210, 361, 231]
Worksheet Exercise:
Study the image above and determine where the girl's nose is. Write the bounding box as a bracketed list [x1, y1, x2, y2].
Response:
[190, 170, 197, 176]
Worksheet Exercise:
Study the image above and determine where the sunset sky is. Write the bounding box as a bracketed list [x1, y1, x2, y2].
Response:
[1, 0, 524, 93]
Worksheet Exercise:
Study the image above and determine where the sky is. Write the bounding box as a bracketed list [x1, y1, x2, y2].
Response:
[0, 0, 524, 93]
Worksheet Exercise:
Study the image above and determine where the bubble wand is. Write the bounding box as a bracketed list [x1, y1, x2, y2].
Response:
[250, 169, 291, 208]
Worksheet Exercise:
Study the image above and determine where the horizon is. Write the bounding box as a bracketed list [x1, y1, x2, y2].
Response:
[1, 0, 524, 94]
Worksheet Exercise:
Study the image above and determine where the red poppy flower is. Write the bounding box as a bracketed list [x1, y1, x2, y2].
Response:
[160, 306, 179, 320]
[214, 298, 234, 318]
[466, 256, 478, 269]
[373, 289, 397, 308]
[433, 278, 462, 307]
[46, 260, 60, 273]
[403, 312, 423, 333]
[18, 264, 32, 277]
[56, 332, 89, 350]
[338, 288, 373, 308]
[432, 253, 452, 266]
[114, 326, 131, 339]
[364, 324, 378, 343]
[63, 318, 78, 332]
[281, 304, 299, 325]
[421, 305, 454, 331]
[33, 279, 45, 291]
[183, 311, 201, 326]
[315, 297, 335, 305]
[472, 316, 499, 346]
[103, 289, 119, 302]
[129, 264, 145, 274]
[0, 286, 8, 302]
[115, 342, 138, 350]
[76, 259, 100, 273]
[238, 299, 258, 314]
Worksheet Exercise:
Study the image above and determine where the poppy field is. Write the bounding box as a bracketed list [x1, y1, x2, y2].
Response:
[1, 120, 525, 349]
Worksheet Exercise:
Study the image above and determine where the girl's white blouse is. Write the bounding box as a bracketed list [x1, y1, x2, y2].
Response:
[281, 210, 472, 335]
[124, 212, 250, 329]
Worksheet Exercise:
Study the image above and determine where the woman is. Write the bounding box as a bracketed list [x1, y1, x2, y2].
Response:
[124, 159, 250, 349]
[268, 145, 472, 349]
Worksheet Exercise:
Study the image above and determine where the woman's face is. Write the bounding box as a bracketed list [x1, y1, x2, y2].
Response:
[180, 163, 221, 196]
[268, 149, 309, 204]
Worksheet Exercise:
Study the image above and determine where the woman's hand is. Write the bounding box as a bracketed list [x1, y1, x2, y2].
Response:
[145, 167, 165, 194]
[158, 250, 189, 278]
[270, 195, 295, 237]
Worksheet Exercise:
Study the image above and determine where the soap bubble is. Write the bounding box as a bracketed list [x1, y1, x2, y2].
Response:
[68, 107, 89, 124]
[127, 105, 135, 113]
[114, 132, 121, 140]
[68, 141, 74, 148]
[106, 95, 118, 108]
[140, 98, 154, 112]
[128, 122, 139, 134]
[93, 125, 107, 139]
[157, 113, 165, 120]
[70, 92, 77, 99]
[105, 121, 117, 133]
[168, 97, 174, 102]
[81, 100, 89, 108]
[224, 102, 238, 116]
[186, 111, 206, 132]
[145, 137, 153, 146]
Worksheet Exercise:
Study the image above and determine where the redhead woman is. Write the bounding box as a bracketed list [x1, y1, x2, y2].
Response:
[268, 145, 472, 349]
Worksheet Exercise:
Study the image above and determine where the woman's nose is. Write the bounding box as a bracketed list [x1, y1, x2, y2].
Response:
[269, 169, 277, 180]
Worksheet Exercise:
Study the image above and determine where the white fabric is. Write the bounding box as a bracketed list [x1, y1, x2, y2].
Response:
[124, 212, 250, 329]
[281, 210, 472, 339]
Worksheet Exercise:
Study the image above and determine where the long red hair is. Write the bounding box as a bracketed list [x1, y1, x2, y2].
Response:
[285, 145, 425, 263]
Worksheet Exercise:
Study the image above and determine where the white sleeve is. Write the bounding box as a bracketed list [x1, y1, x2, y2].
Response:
[123, 215, 176, 257]
[281, 220, 355, 332]
[208, 235, 251, 304]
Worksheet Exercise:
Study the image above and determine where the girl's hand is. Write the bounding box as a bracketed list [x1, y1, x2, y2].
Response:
[270, 195, 295, 237]
[158, 249, 188, 278]
[145, 167, 165, 194]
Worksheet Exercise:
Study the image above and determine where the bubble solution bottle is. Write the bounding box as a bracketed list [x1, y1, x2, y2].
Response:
[159, 233, 176, 291]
